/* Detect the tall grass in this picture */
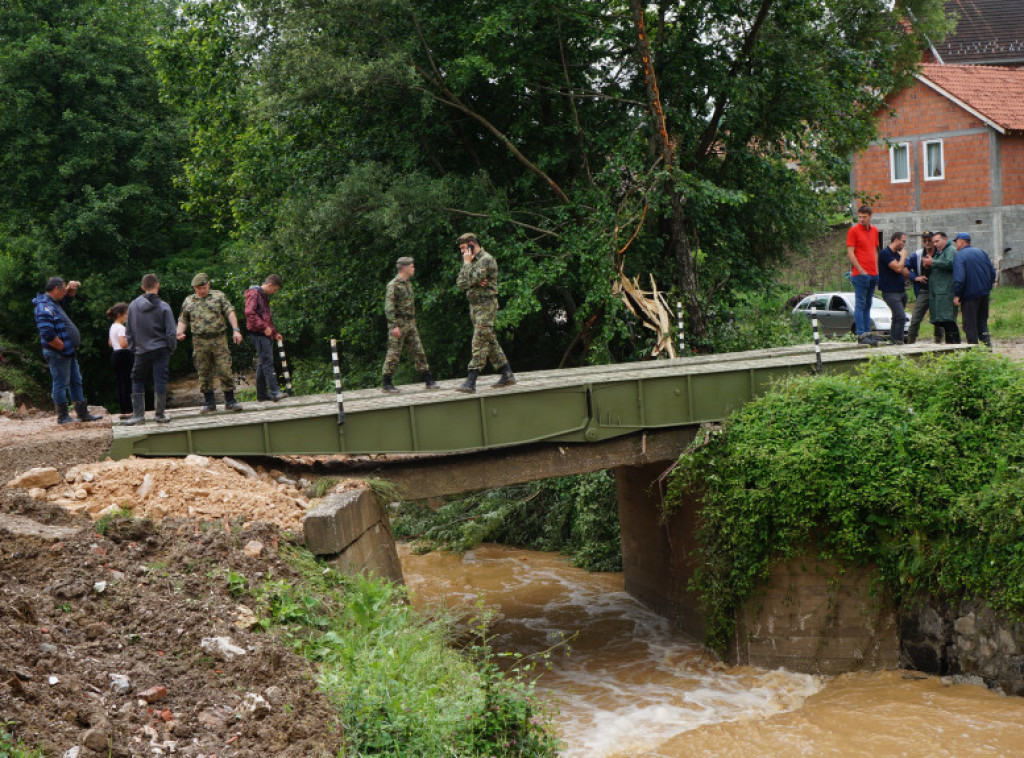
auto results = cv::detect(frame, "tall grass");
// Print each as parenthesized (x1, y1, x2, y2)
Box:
(989, 286, 1024, 339)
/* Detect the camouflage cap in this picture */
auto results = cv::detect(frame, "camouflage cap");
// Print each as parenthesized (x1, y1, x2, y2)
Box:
(396, 256, 414, 268)
(456, 232, 478, 247)
(191, 272, 210, 287)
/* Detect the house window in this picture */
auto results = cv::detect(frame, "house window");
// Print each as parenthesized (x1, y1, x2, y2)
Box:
(890, 143, 910, 183)
(923, 139, 944, 180)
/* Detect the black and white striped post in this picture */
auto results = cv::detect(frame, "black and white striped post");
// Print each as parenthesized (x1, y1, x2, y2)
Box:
(276, 338, 294, 395)
(810, 307, 822, 374)
(330, 339, 345, 425)
(676, 299, 685, 357)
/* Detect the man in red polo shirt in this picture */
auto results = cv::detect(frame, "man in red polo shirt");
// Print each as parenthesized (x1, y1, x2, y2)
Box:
(846, 205, 881, 345)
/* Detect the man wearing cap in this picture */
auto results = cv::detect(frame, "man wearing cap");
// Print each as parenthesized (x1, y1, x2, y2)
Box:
(905, 231, 943, 344)
(454, 233, 515, 393)
(381, 257, 438, 393)
(32, 276, 104, 424)
(952, 232, 996, 346)
(926, 232, 960, 344)
(177, 273, 244, 413)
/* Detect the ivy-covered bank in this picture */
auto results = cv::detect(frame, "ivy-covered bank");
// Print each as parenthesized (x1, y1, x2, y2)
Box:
(668, 350, 1024, 653)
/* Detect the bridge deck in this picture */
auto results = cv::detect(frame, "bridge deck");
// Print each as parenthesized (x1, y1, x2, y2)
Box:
(107, 342, 966, 459)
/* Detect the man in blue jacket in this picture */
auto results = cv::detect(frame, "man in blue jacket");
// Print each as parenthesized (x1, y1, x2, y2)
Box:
(32, 277, 104, 425)
(952, 232, 997, 346)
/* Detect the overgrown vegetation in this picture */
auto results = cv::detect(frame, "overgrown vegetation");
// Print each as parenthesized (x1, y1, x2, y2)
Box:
(668, 350, 1024, 653)
(247, 546, 562, 756)
(392, 472, 621, 573)
(0, 724, 44, 758)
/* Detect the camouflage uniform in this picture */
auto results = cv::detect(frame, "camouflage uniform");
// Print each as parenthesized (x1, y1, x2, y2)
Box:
(179, 290, 236, 393)
(456, 247, 508, 371)
(382, 275, 430, 375)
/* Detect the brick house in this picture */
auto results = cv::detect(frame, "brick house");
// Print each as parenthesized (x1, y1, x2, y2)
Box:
(850, 0, 1024, 278)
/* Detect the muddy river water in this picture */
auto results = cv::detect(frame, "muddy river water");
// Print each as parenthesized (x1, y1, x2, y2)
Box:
(400, 544, 1024, 757)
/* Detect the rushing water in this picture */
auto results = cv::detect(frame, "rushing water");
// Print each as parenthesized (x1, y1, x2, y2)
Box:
(399, 544, 1024, 757)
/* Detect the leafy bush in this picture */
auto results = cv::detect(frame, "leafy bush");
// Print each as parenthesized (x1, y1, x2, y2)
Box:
(667, 350, 1024, 652)
(0, 723, 44, 758)
(252, 547, 561, 756)
(391, 471, 621, 572)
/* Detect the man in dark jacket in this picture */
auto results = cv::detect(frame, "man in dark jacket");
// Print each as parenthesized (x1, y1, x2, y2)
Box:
(32, 276, 103, 424)
(124, 273, 178, 424)
(926, 231, 960, 344)
(952, 233, 997, 346)
(244, 274, 286, 402)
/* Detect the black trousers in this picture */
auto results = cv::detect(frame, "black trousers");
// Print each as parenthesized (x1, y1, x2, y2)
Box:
(960, 296, 991, 346)
(111, 349, 134, 413)
(250, 334, 280, 399)
(131, 348, 170, 395)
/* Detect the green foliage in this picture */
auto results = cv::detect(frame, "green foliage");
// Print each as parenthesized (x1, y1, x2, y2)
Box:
(392, 472, 621, 572)
(706, 288, 811, 354)
(253, 545, 561, 756)
(988, 285, 1024, 340)
(667, 350, 1024, 652)
(0, 338, 50, 406)
(0, 723, 44, 758)
(93, 507, 135, 536)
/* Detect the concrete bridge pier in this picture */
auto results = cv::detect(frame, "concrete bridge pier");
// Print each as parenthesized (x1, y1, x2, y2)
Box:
(614, 460, 705, 641)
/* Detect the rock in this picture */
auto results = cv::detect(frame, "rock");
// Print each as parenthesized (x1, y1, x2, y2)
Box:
(235, 692, 271, 720)
(277, 476, 297, 486)
(49, 675, 60, 685)
(92, 504, 120, 519)
(243, 540, 264, 558)
(74, 489, 88, 500)
(184, 455, 211, 467)
(222, 457, 257, 479)
(80, 472, 95, 483)
(955, 612, 977, 637)
(233, 605, 259, 631)
(200, 636, 246, 661)
(93, 581, 107, 594)
(82, 727, 110, 752)
(109, 674, 131, 695)
(135, 473, 155, 499)
(138, 685, 167, 703)
(264, 685, 283, 703)
(8, 467, 62, 489)
(27, 487, 48, 499)
(61, 747, 81, 758)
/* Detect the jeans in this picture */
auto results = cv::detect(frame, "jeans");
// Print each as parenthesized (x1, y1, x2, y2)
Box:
(851, 274, 878, 336)
(44, 349, 85, 405)
(250, 334, 281, 399)
(881, 290, 907, 343)
(960, 296, 991, 346)
(131, 348, 170, 395)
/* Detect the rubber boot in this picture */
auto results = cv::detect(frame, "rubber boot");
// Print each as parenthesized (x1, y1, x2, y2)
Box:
(122, 393, 147, 426)
(155, 393, 170, 424)
(455, 370, 478, 394)
(492, 364, 516, 388)
(74, 400, 103, 422)
(382, 375, 399, 394)
(200, 391, 217, 415)
(54, 402, 74, 425)
(422, 371, 440, 390)
(223, 391, 242, 412)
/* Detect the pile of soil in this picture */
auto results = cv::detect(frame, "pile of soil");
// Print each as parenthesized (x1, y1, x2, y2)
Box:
(0, 414, 344, 757)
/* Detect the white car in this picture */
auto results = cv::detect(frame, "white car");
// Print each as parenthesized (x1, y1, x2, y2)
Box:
(792, 292, 907, 337)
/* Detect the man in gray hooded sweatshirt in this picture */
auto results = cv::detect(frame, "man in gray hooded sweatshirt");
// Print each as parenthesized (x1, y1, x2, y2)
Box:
(124, 273, 178, 424)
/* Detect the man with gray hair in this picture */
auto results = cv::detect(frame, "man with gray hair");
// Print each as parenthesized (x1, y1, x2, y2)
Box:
(381, 256, 438, 393)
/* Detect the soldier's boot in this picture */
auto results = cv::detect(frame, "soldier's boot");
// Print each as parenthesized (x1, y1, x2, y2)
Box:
(54, 402, 74, 425)
(422, 371, 440, 390)
(492, 365, 516, 388)
(224, 391, 243, 412)
(200, 391, 217, 415)
(74, 400, 103, 422)
(122, 393, 147, 426)
(381, 375, 399, 394)
(455, 370, 478, 394)
(155, 394, 170, 424)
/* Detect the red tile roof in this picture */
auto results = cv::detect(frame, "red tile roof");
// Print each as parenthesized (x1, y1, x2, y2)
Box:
(932, 0, 1024, 66)
(918, 63, 1024, 132)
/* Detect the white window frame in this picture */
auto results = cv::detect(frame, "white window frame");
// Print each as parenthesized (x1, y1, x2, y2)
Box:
(923, 139, 944, 181)
(889, 142, 911, 184)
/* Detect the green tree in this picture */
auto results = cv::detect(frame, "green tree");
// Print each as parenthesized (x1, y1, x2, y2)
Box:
(0, 0, 190, 392)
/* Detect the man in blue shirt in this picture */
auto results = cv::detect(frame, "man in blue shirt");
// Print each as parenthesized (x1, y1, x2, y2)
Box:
(877, 231, 909, 344)
(952, 232, 997, 346)
(32, 277, 104, 425)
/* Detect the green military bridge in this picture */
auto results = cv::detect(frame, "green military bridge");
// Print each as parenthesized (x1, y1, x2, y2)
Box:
(108, 341, 965, 673)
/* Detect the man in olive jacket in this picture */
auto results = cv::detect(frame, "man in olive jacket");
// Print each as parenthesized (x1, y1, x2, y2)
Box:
(926, 231, 961, 344)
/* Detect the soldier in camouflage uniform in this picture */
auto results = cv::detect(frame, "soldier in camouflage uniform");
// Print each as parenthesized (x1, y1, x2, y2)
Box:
(382, 257, 439, 393)
(455, 233, 515, 393)
(176, 272, 244, 414)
